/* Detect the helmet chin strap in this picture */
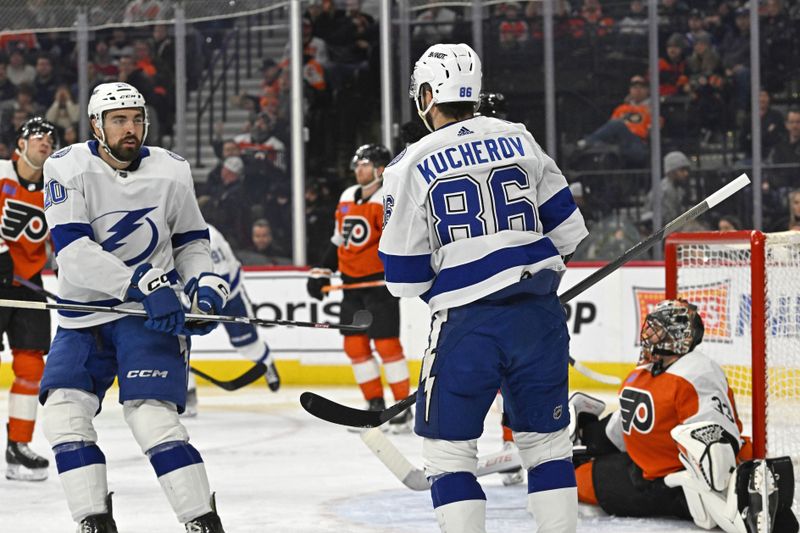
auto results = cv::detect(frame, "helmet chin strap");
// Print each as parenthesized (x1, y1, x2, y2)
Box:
(93, 113, 148, 166)
(415, 93, 436, 133)
(360, 168, 383, 191)
(16, 140, 43, 170)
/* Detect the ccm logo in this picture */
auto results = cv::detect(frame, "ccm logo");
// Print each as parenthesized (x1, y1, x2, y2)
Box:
(127, 369, 169, 378)
(146, 274, 170, 292)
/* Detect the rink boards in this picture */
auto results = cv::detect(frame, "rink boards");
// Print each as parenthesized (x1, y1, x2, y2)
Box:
(1, 262, 771, 389)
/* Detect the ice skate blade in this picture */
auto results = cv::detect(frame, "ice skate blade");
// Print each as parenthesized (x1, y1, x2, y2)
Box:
(5, 463, 48, 481)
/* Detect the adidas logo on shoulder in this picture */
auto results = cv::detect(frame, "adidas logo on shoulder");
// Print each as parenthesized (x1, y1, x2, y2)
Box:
(457, 126, 474, 136)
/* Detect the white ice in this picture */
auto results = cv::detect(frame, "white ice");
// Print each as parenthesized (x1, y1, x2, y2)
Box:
(0, 386, 703, 532)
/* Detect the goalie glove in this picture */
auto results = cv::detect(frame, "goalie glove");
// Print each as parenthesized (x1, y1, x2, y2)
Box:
(182, 272, 230, 336)
(567, 392, 606, 446)
(306, 268, 332, 301)
(127, 263, 185, 335)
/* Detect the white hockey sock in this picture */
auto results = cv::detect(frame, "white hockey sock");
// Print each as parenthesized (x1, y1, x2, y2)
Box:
(431, 472, 487, 533)
(147, 441, 212, 523)
(52, 441, 109, 522)
(526, 459, 578, 533)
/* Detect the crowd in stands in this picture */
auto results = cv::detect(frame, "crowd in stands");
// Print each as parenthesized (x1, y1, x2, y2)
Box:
(2, 0, 800, 265)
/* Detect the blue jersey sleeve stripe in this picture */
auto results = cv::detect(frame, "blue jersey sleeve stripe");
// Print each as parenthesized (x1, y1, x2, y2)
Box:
(172, 228, 210, 249)
(51, 223, 95, 255)
(378, 251, 435, 284)
(426, 239, 560, 299)
(539, 187, 578, 235)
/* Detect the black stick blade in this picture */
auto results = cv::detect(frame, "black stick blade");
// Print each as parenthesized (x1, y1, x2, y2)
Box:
(300, 391, 416, 428)
(190, 363, 267, 391)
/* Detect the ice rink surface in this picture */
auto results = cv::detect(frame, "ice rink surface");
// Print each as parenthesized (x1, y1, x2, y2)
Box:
(0, 386, 703, 532)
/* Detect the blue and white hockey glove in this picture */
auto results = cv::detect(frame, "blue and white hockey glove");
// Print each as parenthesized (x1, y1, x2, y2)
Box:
(182, 273, 230, 336)
(127, 263, 185, 335)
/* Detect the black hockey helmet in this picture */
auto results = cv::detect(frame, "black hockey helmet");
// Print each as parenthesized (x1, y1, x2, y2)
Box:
(639, 299, 704, 374)
(350, 143, 392, 170)
(477, 91, 507, 119)
(17, 116, 59, 148)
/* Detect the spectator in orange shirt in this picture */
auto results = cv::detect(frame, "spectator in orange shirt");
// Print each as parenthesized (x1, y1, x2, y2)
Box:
(576, 74, 651, 167)
(498, 2, 530, 49)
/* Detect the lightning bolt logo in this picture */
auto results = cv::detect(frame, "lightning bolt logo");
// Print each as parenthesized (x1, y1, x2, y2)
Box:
(97, 207, 159, 266)
(421, 309, 448, 423)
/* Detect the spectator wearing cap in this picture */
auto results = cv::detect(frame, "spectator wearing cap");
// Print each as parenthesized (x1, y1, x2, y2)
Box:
(207, 156, 252, 249)
(649, 151, 692, 225)
(685, 30, 725, 136)
(659, 33, 689, 97)
(575, 75, 651, 167)
(685, 9, 707, 49)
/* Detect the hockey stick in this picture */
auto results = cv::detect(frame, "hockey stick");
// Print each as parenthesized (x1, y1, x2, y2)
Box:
(300, 174, 751, 428)
(189, 362, 267, 391)
(321, 280, 386, 293)
(361, 427, 588, 491)
(0, 299, 373, 332)
(13, 275, 272, 390)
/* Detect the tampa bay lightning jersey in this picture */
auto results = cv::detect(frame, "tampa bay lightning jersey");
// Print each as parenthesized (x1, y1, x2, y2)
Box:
(208, 224, 243, 298)
(379, 116, 588, 313)
(43, 140, 212, 328)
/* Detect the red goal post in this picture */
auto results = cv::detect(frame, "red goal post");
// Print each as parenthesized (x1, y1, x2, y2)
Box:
(665, 230, 800, 469)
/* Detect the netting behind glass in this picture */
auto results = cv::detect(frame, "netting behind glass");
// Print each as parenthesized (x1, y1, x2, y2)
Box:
(673, 232, 800, 510)
(0, 0, 285, 32)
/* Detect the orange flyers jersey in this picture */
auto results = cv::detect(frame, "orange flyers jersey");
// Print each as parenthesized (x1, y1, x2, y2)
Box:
(332, 183, 385, 279)
(608, 351, 744, 480)
(0, 160, 48, 280)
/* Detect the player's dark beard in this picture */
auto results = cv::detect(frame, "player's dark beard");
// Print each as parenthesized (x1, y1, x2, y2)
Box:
(108, 135, 142, 161)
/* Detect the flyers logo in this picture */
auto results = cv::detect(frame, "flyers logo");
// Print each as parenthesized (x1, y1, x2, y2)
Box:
(0, 199, 47, 242)
(633, 281, 731, 343)
(342, 216, 370, 247)
(619, 387, 654, 435)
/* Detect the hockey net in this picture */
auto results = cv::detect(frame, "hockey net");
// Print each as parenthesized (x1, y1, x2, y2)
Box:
(665, 230, 800, 509)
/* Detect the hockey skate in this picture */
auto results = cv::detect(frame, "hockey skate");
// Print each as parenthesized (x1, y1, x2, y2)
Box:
(182, 388, 198, 418)
(265, 361, 281, 392)
(185, 493, 225, 533)
(348, 398, 386, 433)
(77, 493, 118, 533)
(499, 441, 524, 486)
(6, 424, 49, 481)
(388, 406, 413, 434)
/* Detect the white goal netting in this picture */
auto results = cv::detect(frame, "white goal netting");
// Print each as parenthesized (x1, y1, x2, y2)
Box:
(669, 231, 800, 510)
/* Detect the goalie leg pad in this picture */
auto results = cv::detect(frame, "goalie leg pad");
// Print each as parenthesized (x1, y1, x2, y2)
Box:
(671, 421, 739, 493)
(736, 458, 798, 533)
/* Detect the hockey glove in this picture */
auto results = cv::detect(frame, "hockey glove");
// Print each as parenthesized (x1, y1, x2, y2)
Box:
(182, 273, 230, 336)
(0, 248, 13, 287)
(306, 268, 332, 301)
(127, 263, 185, 335)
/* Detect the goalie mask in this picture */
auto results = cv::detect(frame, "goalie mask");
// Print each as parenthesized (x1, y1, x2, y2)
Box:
(639, 299, 704, 375)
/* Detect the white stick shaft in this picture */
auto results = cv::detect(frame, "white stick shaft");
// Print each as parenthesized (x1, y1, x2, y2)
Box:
(705, 173, 750, 208)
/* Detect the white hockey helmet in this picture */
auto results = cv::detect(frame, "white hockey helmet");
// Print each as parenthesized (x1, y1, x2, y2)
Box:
(88, 82, 149, 149)
(409, 43, 482, 131)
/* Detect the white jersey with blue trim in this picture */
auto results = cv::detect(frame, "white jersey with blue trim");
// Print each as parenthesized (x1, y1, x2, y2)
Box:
(379, 115, 588, 313)
(43, 140, 212, 328)
(208, 224, 243, 298)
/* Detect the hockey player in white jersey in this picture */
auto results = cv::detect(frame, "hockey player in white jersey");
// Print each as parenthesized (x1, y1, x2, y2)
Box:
(184, 223, 280, 416)
(38, 82, 229, 532)
(379, 44, 588, 533)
